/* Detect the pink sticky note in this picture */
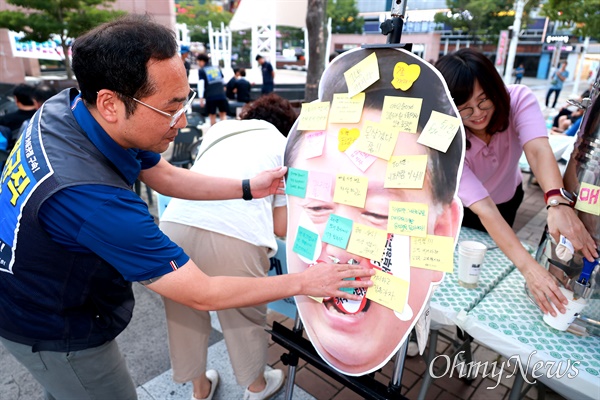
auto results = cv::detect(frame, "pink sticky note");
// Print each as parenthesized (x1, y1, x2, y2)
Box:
(306, 171, 334, 202)
(345, 141, 377, 172)
(304, 131, 327, 159)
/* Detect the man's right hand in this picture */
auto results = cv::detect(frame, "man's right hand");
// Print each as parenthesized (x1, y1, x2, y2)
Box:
(299, 262, 374, 300)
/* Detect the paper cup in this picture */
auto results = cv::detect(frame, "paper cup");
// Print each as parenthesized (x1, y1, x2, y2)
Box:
(543, 287, 588, 331)
(457, 241, 487, 289)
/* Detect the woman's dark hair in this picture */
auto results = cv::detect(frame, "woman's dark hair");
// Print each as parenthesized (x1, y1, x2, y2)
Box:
(285, 47, 464, 205)
(240, 93, 297, 137)
(71, 14, 178, 116)
(435, 48, 510, 139)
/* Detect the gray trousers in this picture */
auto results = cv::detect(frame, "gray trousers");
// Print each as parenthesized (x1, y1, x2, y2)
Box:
(0, 337, 137, 400)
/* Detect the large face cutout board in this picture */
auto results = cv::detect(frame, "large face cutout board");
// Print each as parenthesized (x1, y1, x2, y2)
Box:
(284, 47, 466, 376)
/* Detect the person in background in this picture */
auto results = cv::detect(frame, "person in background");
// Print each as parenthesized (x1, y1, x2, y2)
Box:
(32, 84, 58, 108)
(226, 68, 240, 100)
(197, 53, 229, 126)
(181, 45, 191, 78)
(0, 83, 36, 150)
(435, 49, 597, 317)
(255, 55, 274, 95)
(0, 15, 373, 400)
(235, 68, 252, 103)
(514, 63, 525, 84)
(546, 61, 569, 109)
(160, 93, 297, 400)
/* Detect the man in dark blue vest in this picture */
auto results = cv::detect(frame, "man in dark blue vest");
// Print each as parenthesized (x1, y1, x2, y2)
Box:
(0, 15, 372, 400)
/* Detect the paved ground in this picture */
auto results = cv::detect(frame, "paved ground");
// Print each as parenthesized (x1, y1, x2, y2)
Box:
(0, 76, 583, 400)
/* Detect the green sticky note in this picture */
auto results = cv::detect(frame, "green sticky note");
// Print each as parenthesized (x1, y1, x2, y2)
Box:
(293, 226, 319, 260)
(340, 277, 355, 294)
(286, 167, 309, 198)
(322, 214, 353, 249)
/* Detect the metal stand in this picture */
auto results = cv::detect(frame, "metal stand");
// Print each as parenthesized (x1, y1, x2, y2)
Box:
(268, 315, 407, 400)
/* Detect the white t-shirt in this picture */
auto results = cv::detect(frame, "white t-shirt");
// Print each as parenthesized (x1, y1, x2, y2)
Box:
(161, 119, 287, 257)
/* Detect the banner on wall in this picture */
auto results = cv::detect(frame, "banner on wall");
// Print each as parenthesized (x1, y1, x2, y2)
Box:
(8, 31, 72, 61)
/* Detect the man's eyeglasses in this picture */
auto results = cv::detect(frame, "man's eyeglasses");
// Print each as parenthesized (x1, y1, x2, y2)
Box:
(458, 98, 493, 120)
(125, 90, 196, 128)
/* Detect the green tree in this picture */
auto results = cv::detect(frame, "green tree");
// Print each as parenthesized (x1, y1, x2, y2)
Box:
(540, 0, 600, 39)
(0, 0, 125, 79)
(434, 0, 536, 44)
(327, 0, 363, 34)
(176, 1, 233, 44)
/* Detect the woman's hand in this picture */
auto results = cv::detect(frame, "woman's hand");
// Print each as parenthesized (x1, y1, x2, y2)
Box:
(299, 262, 375, 300)
(521, 262, 567, 316)
(249, 166, 288, 198)
(547, 205, 598, 261)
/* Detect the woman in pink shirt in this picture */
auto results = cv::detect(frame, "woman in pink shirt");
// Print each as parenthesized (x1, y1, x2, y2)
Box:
(435, 49, 597, 316)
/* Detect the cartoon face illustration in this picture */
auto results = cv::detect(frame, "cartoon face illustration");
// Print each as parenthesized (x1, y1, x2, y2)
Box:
(284, 47, 464, 375)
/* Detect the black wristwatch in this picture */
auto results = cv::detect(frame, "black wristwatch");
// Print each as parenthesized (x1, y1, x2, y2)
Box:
(242, 179, 253, 201)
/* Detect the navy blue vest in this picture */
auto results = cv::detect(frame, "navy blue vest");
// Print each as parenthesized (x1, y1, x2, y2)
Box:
(0, 89, 135, 352)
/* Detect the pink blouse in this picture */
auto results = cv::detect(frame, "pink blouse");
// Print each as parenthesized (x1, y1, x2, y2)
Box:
(458, 85, 548, 207)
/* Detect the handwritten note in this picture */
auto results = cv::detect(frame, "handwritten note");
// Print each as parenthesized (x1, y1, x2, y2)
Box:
(366, 270, 409, 313)
(323, 214, 353, 249)
(410, 235, 455, 272)
(329, 93, 366, 123)
(333, 174, 368, 208)
(391, 62, 421, 91)
(304, 130, 327, 159)
(285, 168, 308, 198)
(344, 52, 380, 98)
(338, 127, 360, 152)
(575, 182, 600, 215)
(346, 223, 388, 260)
(381, 96, 422, 134)
(298, 102, 330, 131)
(345, 141, 377, 172)
(354, 120, 398, 160)
(323, 214, 352, 249)
(388, 202, 428, 238)
(384, 155, 427, 188)
(305, 171, 334, 202)
(417, 111, 461, 153)
(293, 226, 319, 261)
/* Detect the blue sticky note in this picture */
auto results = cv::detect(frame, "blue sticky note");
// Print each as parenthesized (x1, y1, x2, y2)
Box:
(293, 226, 318, 260)
(286, 168, 309, 198)
(322, 214, 353, 249)
(340, 277, 356, 294)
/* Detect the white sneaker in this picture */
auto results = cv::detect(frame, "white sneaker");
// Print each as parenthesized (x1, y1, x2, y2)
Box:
(243, 369, 285, 400)
(192, 369, 219, 400)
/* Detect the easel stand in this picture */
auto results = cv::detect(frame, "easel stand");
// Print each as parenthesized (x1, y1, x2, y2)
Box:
(268, 314, 409, 400)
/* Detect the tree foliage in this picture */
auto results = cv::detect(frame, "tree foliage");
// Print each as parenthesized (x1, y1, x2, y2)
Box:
(176, 1, 233, 44)
(0, 0, 126, 79)
(540, 0, 600, 40)
(327, 0, 363, 34)
(433, 0, 536, 44)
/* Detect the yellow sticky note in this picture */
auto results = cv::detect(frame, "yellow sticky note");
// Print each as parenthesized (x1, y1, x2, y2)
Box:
(333, 174, 368, 208)
(338, 127, 360, 152)
(410, 235, 455, 273)
(354, 120, 399, 160)
(417, 111, 461, 153)
(309, 296, 324, 303)
(298, 102, 330, 131)
(391, 62, 421, 91)
(344, 52, 380, 98)
(388, 202, 428, 238)
(346, 223, 388, 260)
(366, 270, 409, 313)
(329, 93, 366, 124)
(384, 155, 427, 189)
(381, 96, 423, 134)
(575, 182, 600, 215)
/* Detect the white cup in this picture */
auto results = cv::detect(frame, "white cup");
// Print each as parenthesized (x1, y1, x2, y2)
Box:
(543, 287, 588, 331)
(457, 241, 487, 289)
